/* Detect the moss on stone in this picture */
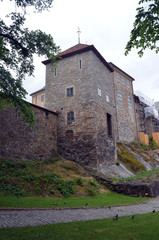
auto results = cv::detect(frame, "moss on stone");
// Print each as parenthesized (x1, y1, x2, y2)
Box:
(117, 143, 146, 174)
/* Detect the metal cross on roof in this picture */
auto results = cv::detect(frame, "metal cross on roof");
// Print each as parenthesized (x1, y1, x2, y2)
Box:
(77, 27, 81, 44)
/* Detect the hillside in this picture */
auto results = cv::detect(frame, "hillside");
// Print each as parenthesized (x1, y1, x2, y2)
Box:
(0, 157, 108, 198)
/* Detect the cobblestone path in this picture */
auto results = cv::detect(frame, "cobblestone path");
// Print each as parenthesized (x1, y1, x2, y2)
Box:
(0, 197, 159, 228)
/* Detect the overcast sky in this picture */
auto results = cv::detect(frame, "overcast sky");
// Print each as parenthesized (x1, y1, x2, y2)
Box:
(1, 0, 159, 103)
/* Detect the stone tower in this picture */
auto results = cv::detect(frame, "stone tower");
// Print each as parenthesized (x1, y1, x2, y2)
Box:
(42, 44, 116, 170)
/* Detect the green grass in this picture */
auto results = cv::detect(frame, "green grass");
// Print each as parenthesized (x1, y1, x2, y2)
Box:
(0, 192, 149, 209)
(0, 212, 159, 240)
(112, 169, 159, 182)
(0, 158, 103, 197)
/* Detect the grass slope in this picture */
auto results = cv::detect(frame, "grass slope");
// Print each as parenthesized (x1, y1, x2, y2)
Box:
(0, 158, 107, 198)
(0, 212, 159, 240)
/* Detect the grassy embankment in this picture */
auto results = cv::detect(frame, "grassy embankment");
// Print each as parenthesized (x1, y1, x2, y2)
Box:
(0, 157, 149, 208)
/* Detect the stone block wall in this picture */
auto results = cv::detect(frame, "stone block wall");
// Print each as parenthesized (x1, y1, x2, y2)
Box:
(110, 64, 138, 142)
(44, 49, 116, 169)
(0, 104, 58, 161)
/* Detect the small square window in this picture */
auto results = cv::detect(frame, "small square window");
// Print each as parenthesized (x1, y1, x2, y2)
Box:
(106, 94, 110, 102)
(117, 73, 120, 83)
(98, 88, 102, 97)
(67, 111, 74, 122)
(41, 95, 45, 102)
(67, 87, 74, 97)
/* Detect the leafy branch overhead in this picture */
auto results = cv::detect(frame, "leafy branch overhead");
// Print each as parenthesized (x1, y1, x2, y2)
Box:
(125, 0, 159, 57)
(0, 0, 60, 126)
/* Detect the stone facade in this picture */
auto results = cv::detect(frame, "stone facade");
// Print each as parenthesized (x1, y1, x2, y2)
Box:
(43, 46, 116, 169)
(109, 63, 138, 142)
(0, 104, 58, 161)
(31, 43, 139, 169)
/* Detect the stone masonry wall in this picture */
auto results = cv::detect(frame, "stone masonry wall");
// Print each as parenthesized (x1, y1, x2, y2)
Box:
(112, 69, 137, 142)
(0, 104, 58, 161)
(44, 50, 116, 169)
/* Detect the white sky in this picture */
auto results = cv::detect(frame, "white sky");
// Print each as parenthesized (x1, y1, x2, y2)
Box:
(1, 0, 159, 102)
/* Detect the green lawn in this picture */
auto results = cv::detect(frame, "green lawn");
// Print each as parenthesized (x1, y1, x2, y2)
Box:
(0, 192, 149, 208)
(0, 212, 158, 240)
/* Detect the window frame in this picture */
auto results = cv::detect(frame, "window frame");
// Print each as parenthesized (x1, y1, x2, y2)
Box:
(117, 73, 120, 83)
(98, 87, 102, 97)
(128, 96, 132, 109)
(41, 94, 45, 102)
(67, 111, 75, 123)
(118, 91, 122, 105)
(67, 87, 74, 97)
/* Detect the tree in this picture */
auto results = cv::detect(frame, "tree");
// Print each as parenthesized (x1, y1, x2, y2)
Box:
(0, 0, 60, 125)
(125, 0, 159, 57)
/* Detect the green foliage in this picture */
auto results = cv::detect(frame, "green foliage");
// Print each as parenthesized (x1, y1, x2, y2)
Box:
(75, 177, 84, 186)
(117, 143, 146, 173)
(141, 143, 149, 151)
(0, 0, 60, 125)
(0, 158, 101, 198)
(125, 0, 159, 57)
(149, 137, 159, 150)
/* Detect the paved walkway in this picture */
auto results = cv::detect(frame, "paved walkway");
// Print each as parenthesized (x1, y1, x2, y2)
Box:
(0, 197, 159, 228)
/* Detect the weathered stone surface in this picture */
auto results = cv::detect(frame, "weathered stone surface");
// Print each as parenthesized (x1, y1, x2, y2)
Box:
(0, 105, 58, 161)
(44, 50, 116, 169)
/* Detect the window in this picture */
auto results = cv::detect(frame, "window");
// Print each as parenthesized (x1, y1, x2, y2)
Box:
(127, 80, 130, 88)
(107, 113, 112, 137)
(67, 111, 74, 122)
(98, 87, 102, 97)
(118, 91, 122, 105)
(67, 87, 74, 97)
(117, 73, 120, 83)
(122, 77, 125, 86)
(128, 96, 132, 109)
(41, 95, 45, 102)
(66, 130, 74, 137)
(106, 94, 110, 102)
(79, 59, 82, 69)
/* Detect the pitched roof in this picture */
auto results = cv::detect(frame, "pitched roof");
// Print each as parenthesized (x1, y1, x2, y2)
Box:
(109, 62, 134, 81)
(42, 44, 113, 72)
(30, 86, 45, 96)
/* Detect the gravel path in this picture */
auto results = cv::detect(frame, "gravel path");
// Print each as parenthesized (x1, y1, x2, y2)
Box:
(0, 197, 159, 228)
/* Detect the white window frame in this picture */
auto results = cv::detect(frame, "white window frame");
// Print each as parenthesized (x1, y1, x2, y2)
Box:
(98, 87, 102, 97)
(106, 94, 110, 102)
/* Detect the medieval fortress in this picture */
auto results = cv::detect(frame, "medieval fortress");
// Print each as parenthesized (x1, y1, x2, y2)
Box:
(0, 43, 159, 170)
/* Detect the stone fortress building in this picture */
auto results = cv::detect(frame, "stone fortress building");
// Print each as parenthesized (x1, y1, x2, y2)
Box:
(31, 43, 145, 170)
(0, 43, 158, 170)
